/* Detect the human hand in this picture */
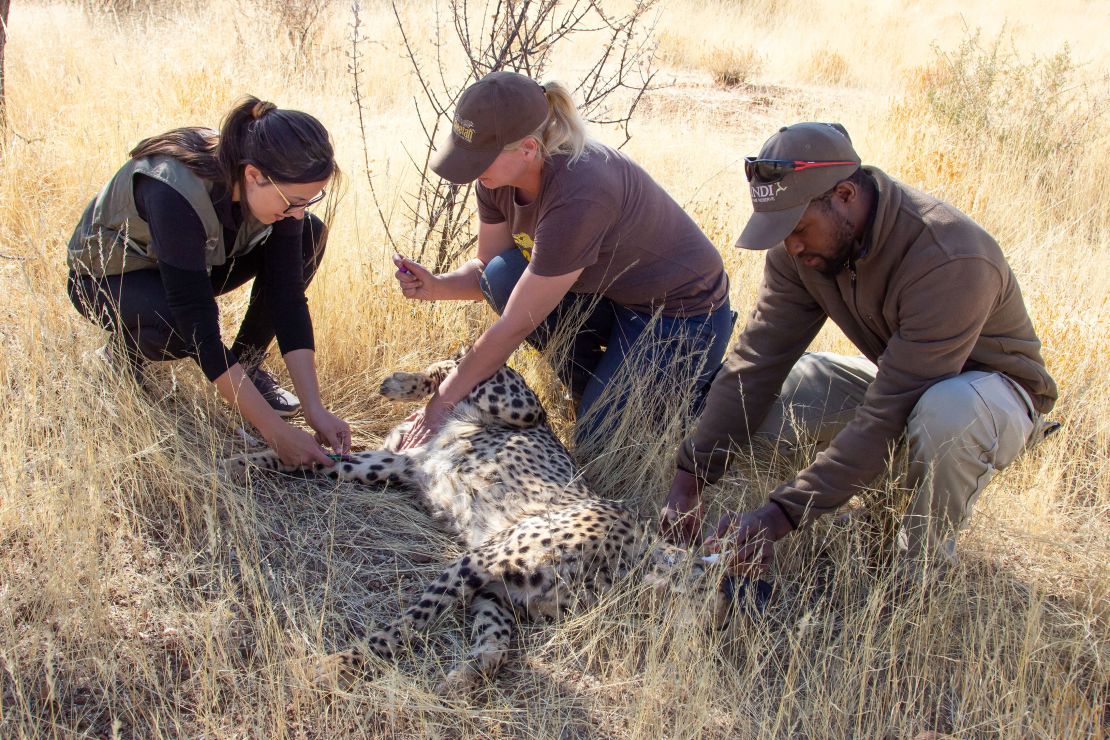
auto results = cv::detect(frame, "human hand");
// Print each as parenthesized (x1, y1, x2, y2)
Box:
(305, 406, 352, 454)
(393, 254, 439, 301)
(703, 503, 792, 578)
(264, 420, 335, 468)
(659, 469, 705, 547)
(397, 394, 453, 451)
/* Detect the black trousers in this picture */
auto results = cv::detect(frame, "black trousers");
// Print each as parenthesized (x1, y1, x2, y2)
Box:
(68, 214, 326, 364)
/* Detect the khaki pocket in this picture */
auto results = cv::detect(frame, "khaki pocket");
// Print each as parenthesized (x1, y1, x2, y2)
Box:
(968, 373, 1035, 470)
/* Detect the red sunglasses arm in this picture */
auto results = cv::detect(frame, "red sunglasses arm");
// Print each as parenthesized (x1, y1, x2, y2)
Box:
(792, 160, 859, 171)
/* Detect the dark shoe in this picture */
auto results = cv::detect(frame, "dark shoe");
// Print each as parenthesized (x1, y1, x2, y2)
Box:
(245, 361, 300, 417)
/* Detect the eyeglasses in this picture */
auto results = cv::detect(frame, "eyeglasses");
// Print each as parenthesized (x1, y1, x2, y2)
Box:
(743, 157, 858, 183)
(268, 178, 327, 214)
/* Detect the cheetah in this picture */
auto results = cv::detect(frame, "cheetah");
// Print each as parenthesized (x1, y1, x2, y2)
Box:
(223, 352, 734, 691)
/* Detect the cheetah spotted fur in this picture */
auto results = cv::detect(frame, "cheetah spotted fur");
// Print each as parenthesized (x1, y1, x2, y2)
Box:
(223, 352, 727, 692)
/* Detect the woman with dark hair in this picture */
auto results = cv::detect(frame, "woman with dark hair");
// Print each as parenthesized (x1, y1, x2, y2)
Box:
(392, 72, 732, 451)
(67, 96, 349, 468)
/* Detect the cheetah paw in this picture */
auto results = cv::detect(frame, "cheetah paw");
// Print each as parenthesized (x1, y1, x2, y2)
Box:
(379, 373, 431, 400)
(219, 455, 251, 481)
(436, 663, 485, 695)
(309, 649, 381, 689)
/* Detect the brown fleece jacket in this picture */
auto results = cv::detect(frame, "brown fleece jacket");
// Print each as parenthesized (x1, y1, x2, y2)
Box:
(676, 167, 1057, 528)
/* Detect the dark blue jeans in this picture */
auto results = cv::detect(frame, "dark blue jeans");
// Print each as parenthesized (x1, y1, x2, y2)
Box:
(480, 248, 734, 446)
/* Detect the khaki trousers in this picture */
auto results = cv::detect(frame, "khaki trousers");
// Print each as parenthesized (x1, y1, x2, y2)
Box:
(756, 352, 1040, 567)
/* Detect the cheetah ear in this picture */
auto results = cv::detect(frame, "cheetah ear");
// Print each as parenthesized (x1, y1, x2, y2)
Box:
(452, 345, 472, 361)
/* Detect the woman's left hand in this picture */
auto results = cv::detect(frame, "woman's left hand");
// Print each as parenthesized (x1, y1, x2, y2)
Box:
(399, 394, 453, 451)
(305, 406, 352, 454)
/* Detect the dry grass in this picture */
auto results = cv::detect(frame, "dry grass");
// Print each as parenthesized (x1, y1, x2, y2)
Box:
(800, 48, 850, 86)
(1, 0, 1107, 737)
(704, 46, 764, 88)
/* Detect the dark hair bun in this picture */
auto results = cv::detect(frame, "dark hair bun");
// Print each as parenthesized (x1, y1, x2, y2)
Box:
(251, 100, 277, 120)
(218, 95, 335, 185)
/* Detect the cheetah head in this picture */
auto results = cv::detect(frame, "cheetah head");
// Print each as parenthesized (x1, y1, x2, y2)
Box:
(643, 544, 734, 629)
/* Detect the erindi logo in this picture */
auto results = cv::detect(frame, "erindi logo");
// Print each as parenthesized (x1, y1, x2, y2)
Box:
(750, 181, 787, 204)
(453, 116, 476, 143)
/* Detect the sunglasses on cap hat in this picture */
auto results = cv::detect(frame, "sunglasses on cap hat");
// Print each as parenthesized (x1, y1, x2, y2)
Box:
(744, 157, 859, 183)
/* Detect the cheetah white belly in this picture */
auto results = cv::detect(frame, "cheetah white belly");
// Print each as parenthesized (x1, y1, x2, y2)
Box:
(416, 420, 589, 548)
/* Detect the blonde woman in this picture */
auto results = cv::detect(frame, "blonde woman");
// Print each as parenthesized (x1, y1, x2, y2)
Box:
(393, 71, 732, 450)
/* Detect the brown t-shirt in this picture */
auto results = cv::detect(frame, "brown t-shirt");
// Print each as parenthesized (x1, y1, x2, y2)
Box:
(476, 145, 728, 316)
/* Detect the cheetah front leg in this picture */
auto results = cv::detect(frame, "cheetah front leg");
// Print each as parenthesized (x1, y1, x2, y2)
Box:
(438, 587, 517, 693)
(467, 365, 547, 428)
(222, 449, 416, 486)
(379, 359, 458, 401)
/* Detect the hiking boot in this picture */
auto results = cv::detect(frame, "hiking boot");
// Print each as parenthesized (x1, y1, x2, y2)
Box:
(244, 360, 300, 417)
(86, 335, 148, 386)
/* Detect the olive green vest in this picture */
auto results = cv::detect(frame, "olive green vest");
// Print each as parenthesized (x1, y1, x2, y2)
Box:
(67, 155, 273, 277)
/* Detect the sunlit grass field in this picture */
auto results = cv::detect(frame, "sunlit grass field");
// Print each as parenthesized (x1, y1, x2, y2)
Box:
(1, 0, 1107, 736)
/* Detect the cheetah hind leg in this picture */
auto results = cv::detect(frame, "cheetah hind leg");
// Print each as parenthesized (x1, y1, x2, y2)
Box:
(371, 552, 492, 657)
(467, 365, 547, 429)
(438, 588, 517, 694)
(221, 449, 416, 487)
(315, 552, 494, 683)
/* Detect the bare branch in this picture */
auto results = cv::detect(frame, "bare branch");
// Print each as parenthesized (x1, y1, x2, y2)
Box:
(348, 1, 396, 248)
(350, 0, 660, 271)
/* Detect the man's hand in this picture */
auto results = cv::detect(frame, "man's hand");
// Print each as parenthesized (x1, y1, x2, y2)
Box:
(659, 469, 705, 547)
(703, 503, 793, 577)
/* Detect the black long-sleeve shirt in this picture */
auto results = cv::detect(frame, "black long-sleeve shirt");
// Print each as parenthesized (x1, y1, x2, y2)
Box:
(133, 175, 314, 380)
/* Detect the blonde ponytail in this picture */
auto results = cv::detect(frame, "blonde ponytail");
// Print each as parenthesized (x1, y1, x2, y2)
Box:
(506, 80, 601, 166)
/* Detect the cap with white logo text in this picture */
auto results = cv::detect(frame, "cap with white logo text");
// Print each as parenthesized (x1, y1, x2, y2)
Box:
(736, 122, 861, 250)
(431, 72, 550, 185)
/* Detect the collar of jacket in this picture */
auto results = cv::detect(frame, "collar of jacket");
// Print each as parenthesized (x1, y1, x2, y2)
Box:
(854, 166, 901, 266)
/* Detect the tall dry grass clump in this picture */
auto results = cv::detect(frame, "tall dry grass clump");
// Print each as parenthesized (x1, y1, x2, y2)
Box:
(801, 47, 850, 86)
(703, 47, 765, 88)
(1, 0, 1107, 737)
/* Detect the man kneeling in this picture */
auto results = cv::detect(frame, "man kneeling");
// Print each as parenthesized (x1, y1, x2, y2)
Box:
(660, 122, 1057, 581)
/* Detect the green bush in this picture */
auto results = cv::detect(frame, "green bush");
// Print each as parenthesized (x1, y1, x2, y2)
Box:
(921, 28, 1103, 166)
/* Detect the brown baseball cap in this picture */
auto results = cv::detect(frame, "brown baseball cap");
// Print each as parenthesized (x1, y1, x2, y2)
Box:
(430, 72, 550, 184)
(736, 122, 861, 250)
